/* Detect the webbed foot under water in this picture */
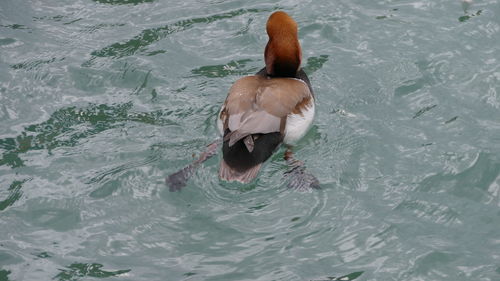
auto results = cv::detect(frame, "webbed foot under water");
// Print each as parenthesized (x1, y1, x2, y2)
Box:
(284, 148, 320, 190)
(166, 141, 219, 192)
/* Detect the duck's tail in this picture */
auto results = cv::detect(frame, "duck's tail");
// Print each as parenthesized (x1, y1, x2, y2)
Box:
(219, 131, 282, 183)
(219, 160, 262, 183)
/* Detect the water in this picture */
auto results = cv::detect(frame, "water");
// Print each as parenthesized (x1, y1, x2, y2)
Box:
(1, 0, 500, 280)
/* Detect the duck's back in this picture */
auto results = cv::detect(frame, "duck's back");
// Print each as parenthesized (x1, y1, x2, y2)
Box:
(218, 70, 313, 183)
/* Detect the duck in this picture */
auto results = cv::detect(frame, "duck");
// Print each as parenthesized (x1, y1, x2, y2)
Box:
(166, 11, 317, 191)
(217, 11, 315, 184)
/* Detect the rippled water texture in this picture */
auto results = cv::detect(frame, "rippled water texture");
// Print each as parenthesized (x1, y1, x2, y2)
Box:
(1, 0, 500, 280)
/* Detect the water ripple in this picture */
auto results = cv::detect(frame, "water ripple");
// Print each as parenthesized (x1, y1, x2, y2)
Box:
(2, 0, 500, 280)
(92, 0, 154, 5)
(0, 103, 176, 168)
(90, 7, 272, 59)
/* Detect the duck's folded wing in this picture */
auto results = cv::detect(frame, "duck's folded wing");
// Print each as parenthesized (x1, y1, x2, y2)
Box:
(225, 110, 281, 147)
(221, 75, 312, 148)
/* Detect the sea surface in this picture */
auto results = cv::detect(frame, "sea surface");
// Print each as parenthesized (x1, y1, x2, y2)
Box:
(1, 0, 500, 280)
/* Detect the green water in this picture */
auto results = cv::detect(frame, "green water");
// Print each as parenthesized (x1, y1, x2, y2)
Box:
(1, 0, 500, 280)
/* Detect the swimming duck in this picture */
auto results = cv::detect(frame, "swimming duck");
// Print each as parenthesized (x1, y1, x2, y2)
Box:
(167, 11, 318, 191)
(217, 11, 315, 183)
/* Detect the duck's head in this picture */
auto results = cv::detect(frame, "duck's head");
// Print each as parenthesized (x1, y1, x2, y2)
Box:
(264, 11, 302, 77)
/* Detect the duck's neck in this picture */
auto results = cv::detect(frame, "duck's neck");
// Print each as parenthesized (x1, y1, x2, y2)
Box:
(264, 37, 301, 78)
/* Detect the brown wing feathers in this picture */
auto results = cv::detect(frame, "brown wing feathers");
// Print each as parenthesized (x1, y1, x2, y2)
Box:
(221, 75, 310, 143)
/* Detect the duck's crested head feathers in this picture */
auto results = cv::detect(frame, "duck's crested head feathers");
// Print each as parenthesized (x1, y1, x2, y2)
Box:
(265, 11, 302, 77)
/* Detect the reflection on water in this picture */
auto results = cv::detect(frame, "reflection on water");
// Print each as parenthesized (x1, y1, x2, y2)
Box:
(0, 179, 29, 211)
(0, 270, 11, 281)
(459, 9, 483, 22)
(55, 263, 130, 280)
(312, 271, 363, 281)
(0, 102, 176, 168)
(303, 55, 329, 75)
(90, 7, 271, 59)
(191, 59, 256, 78)
(92, 0, 154, 5)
